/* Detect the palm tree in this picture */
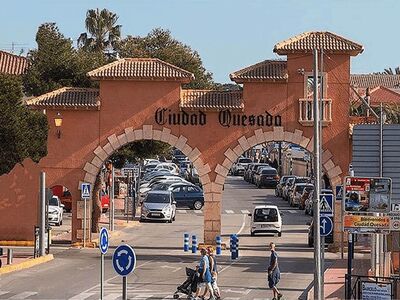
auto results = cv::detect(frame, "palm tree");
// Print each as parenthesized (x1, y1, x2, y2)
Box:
(78, 8, 121, 53)
(383, 67, 400, 75)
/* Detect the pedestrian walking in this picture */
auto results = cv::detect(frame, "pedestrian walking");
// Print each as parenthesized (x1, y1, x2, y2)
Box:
(199, 247, 221, 299)
(194, 248, 216, 300)
(267, 242, 283, 300)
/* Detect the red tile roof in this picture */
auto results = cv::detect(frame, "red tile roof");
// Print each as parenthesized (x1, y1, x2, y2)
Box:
(230, 60, 288, 83)
(365, 86, 400, 106)
(180, 89, 244, 110)
(26, 87, 100, 110)
(350, 74, 400, 89)
(87, 58, 195, 82)
(274, 31, 363, 56)
(0, 50, 28, 75)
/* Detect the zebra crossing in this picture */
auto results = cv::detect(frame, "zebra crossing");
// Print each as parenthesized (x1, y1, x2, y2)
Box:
(176, 209, 298, 215)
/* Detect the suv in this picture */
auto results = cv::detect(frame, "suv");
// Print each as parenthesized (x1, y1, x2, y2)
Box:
(250, 163, 270, 184)
(275, 175, 295, 197)
(140, 191, 176, 223)
(231, 157, 253, 176)
(290, 183, 314, 207)
(254, 167, 279, 188)
(284, 177, 310, 201)
(249, 205, 282, 237)
(48, 196, 64, 226)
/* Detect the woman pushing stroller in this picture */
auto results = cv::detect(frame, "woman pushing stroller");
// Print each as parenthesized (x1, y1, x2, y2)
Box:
(194, 247, 221, 300)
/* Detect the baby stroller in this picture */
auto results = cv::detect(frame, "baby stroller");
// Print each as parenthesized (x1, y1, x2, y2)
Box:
(173, 267, 199, 299)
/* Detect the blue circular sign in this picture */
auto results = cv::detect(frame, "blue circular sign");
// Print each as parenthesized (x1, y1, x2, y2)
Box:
(112, 244, 136, 276)
(99, 227, 109, 254)
(320, 216, 333, 236)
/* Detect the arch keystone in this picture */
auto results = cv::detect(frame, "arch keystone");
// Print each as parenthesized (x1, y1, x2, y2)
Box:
(117, 133, 128, 146)
(134, 129, 143, 140)
(142, 125, 153, 139)
(125, 127, 135, 142)
(255, 129, 265, 144)
(292, 129, 303, 145)
(247, 135, 257, 148)
(273, 126, 284, 141)
(107, 134, 121, 150)
(284, 131, 294, 143)
(264, 131, 273, 142)
(152, 129, 162, 141)
(160, 128, 171, 143)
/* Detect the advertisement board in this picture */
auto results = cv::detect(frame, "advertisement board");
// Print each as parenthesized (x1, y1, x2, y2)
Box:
(344, 177, 391, 213)
(361, 281, 392, 300)
(344, 215, 390, 232)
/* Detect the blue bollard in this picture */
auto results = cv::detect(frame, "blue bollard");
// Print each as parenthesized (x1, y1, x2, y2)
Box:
(191, 235, 197, 253)
(235, 235, 239, 259)
(230, 234, 236, 260)
(184, 233, 189, 252)
(216, 236, 222, 256)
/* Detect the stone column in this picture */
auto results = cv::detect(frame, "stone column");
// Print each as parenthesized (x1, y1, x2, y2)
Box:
(203, 185, 223, 244)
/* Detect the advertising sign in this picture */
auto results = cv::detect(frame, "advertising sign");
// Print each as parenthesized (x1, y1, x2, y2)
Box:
(344, 215, 390, 232)
(344, 177, 391, 213)
(361, 281, 392, 300)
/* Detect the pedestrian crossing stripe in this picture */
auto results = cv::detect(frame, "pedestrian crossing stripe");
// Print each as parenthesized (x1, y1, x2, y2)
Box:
(9, 292, 38, 299)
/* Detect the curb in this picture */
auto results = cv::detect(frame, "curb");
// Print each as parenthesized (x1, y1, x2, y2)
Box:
(198, 243, 227, 250)
(0, 254, 54, 275)
(0, 241, 34, 247)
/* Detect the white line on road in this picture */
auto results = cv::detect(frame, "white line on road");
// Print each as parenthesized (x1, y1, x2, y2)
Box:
(9, 292, 37, 299)
(68, 292, 96, 300)
(288, 210, 297, 214)
(193, 210, 202, 214)
(177, 210, 187, 214)
(236, 213, 246, 236)
(225, 210, 234, 214)
(103, 293, 120, 300)
(0, 291, 9, 297)
(241, 209, 250, 214)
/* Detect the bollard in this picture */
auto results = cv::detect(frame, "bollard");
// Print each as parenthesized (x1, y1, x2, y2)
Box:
(235, 235, 239, 259)
(216, 236, 222, 256)
(7, 249, 13, 265)
(230, 235, 236, 260)
(184, 233, 190, 252)
(191, 235, 197, 253)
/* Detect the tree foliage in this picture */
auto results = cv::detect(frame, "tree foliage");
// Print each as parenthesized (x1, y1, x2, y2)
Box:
(23, 23, 107, 96)
(383, 67, 400, 75)
(78, 8, 121, 54)
(0, 74, 48, 175)
(116, 28, 214, 89)
(110, 141, 171, 169)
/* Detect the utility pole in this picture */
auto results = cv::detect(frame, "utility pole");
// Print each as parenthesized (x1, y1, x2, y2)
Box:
(313, 48, 322, 300)
(39, 172, 46, 257)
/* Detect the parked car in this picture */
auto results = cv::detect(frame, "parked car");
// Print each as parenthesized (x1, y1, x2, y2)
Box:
(231, 157, 253, 176)
(307, 218, 333, 247)
(284, 176, 310, 201)
(154, 163, 180, 176)
(290, 183, 314, 207)
(275, 175, 295, 197)
(244, 163, 256, 182)
(299, 185, 314, 210)
(48, 196, 64, 226)
(185, 166, 201, 186)
(305, 189, 334, 215)
(250, 163, 270, 184)
(254, 167, 280, 188)
(51, 185, 72, 212)
(140, 191, 176, 223)
(170, 183, 204, 210)
(249, 205, 282, 237)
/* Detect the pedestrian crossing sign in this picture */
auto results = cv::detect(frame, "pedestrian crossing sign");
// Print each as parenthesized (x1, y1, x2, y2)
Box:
(320, 194, 334, 216)
(336, 185, 343, 201)
(81, 182, 91, 200)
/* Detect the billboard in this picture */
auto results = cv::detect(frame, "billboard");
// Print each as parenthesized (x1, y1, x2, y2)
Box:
(344, 215, 390, 233)
(344, 177, 392, 213)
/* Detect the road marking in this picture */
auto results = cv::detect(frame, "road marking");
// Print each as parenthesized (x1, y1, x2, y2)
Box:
(289, 210, 297, 214)
(161, 265, 181, 272)
(237, 213, 246, 235)
(193, 210, 202, 214)
(9, 292, 37, 299)
(225, 210, 234, 214)
(223, 288, 251, 295)
(103, 293, 120, 300)
(130, 294, 154, 299)
(241, 209, 250, 214)
(68, 293, 96, 300)
(177, 210, 187, 214)
(0, 291, 9, 297)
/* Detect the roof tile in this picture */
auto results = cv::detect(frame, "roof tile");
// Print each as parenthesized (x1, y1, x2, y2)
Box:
(230, 60, 287, 83)
(180, 90, 243, 111)
(0, 51, 28, 75)
(350, 74, 400, 89)
(26, 87, 99, 109)
(274, 31, 363, 56)
(88, 58, 195, 82)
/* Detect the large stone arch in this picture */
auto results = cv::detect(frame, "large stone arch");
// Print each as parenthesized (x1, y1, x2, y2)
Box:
(81, 124, 211, 188)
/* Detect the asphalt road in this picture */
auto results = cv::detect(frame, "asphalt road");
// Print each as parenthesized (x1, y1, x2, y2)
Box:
(0, 176, 338, 300)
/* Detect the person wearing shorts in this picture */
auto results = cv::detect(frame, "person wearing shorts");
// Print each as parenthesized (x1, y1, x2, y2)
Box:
(268, 242, 283, 300)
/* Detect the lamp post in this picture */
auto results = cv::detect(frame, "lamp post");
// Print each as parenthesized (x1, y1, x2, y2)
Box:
(54, 112, 63, 139)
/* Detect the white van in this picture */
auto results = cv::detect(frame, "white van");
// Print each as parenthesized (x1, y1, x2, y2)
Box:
(249, 205, 282, 236)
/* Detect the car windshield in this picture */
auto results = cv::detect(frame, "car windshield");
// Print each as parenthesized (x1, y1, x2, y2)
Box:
(238, 158, 252, 164)
(295, 178, 309, 184)
(261, 169, 277, 175)
(151, 183, 169, 190)
(254, 208, 279, 222)
(145, 193, 170, 203)
(295, 185, 308, 192)
(49, 197, 59, 206)
(304, 186, 314, 193)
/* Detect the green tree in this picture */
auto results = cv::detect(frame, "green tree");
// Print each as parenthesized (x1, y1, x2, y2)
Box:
(78, 8, 121, 53)
(0, 74, 48, 175)
(383, 67, 400, 75)
(116, 28, 214, 89)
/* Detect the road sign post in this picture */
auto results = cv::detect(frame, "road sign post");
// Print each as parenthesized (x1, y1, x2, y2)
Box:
(113, 244, 136, 300)
(81, 183, 91, 248)
(99, 227, 109, 300)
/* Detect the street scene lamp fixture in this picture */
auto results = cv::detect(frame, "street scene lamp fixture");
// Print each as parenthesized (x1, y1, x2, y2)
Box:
(54, 112, 63, 139)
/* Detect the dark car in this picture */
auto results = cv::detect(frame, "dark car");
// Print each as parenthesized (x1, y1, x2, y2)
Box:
(169, 183, 204, 210)
(307, 218, 333, 247)
(254, 167, 279, 188)
(284, 176, 310, 201)
(250, 163, 270, 184)
(275, 175, 295, 197)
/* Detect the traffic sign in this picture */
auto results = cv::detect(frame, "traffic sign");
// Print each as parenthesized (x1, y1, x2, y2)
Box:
(392, 203, 400, 212)
(99, 227, 109, 254)
(112, 244, 136, 276)
(320, 216, 333, 236)
(320, 194, 334, 216)
(335, 185, 343, 201)
(81, 183, 91, 200)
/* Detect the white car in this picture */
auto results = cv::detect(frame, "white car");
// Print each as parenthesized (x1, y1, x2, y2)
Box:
(231, 157, 253, 176)
(140, 191, 176, 223)
(139, 177, 188, 199)
(154, 163, 180, 175)
(249, 205, 282, 237)
(48, 196, 64, 226)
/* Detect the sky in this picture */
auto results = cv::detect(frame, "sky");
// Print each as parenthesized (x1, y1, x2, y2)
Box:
(0, 0, 399, 83)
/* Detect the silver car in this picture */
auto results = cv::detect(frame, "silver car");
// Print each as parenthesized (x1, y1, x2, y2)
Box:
(140, 191, 176, 223)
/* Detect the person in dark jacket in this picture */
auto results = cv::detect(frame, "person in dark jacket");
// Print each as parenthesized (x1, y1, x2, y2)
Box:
(268, 242, 283, 300)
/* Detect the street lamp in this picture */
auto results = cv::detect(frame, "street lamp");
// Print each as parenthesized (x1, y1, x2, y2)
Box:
(54, 112, 63, 139)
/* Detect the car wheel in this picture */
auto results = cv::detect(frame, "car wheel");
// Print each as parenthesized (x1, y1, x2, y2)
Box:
(168, 218, 173, 223)
(278, 232, 282, 237)
(193, 201, 203, 210)
(60, 220, 63, 226)
(172, 215, 176, 221)
(250, 231, 255, 236)
(308, 238, 313, 247)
